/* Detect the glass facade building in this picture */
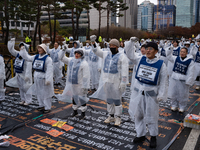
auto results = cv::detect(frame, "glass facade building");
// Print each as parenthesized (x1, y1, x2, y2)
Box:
(137, 1, 154, 32)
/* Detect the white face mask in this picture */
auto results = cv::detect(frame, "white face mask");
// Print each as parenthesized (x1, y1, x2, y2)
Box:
(86, 43, 89, 46)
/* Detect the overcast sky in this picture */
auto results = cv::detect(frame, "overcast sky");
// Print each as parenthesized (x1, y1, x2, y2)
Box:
(138, 0, 157, 4)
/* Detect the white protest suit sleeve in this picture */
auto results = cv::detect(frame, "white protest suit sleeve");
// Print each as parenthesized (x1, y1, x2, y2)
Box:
(156, 63, 168, 101)
(185, 60, 195, 86)
(124, 40, 141, 65)
(45, 57, 54, 85)
(46, 46, 52, 55)
(189, 45, 198, 59)
(59, 50, 70, 65)
(81, 61, 90, 89)
(0, 57, 5, 80)
(19, 48, 35, 62)
(119, 54, 129, 93)
(92, 42, 103, 58)
(7, 39, 19, 57)
(166, 46, 176, 63)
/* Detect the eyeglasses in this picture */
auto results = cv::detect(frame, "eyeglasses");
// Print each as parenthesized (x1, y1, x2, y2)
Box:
(145, 47, 154, 51)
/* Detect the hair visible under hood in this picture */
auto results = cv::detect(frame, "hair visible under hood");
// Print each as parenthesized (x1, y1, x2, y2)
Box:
(74, 48, 85, 59)
(73, 41, 80, 49)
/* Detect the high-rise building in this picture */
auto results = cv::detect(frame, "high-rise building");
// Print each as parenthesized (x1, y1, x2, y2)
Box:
(118, 0, 138, 29)
(159, 0, 176, 5)
(176, 0, 194, 27)
(137, 1, 154, 32)
(194, 0, 200, 24)
(154, 2, 176, 30)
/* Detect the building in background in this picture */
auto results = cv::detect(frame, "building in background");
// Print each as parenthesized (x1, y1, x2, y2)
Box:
(154, 1, 176, 30)
(137, 1, 154, 32)
(118, 0, 138, 29)
(159, 0, 176, 5)
(194, 0, 200, 24)
(176, 0, 194, 28)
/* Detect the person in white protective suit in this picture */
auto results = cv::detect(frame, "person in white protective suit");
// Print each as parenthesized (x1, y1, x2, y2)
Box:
(19, 44, 54, 113)
(46, 42, 64, 86)
(189, 45, 200, 90)
(167, 47, 195, 113)
(126, 38, 167, 148)
(84, 47, 101, 92)
(65, 41, 81, 57)
(57, 48, 90, 119)
(196, 40, 200, 49)
(184, 41, 191, 53)
(6, 39, 32, 105)
(90, 35, 129, 126)
(83, 42, 92, 62)
(0, 55, 5, 100)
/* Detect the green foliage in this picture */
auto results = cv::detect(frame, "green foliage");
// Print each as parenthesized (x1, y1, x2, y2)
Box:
(58, 26, 73, 37)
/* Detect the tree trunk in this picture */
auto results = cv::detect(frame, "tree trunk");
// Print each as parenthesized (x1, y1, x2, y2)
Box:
(106, 2, 110, 41)
(4, 0, 9, 45)
(98, 0, 101, 39)
(53, 14, 56, 44)
(33, 2, 40, 51)
(48, 4, 52, 43)
(38, 21, 42, 44)
(87, 8, 90, 40)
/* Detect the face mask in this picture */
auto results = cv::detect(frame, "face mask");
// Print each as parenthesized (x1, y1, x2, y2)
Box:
(190, 43, 194, 46)
(110, 47, 118, 55)
(86, 43, 89, 46)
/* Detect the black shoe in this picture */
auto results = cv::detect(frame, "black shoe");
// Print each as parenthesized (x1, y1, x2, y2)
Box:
(133, 136, 145, 143)
(80, 112, 85, 120)
(71, 110, 78, 117)
(43, 109, 51, 113)
(150, 136, 157, 148)
(37, 107, 44, 111)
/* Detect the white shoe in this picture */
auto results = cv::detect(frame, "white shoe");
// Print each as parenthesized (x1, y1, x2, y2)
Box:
(24, 102, 30, 106)
(196, 86, 200, 90)
(179, 108, 184, 113)
(171, 107, 178, 111)
(19, 101, 25, 105)
(114, 117, 121, 126)
(104, 116, 115, 123)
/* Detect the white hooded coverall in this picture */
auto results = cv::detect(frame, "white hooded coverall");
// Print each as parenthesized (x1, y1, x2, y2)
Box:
(6, 40, 32, 104)
(125, 41, 167, 137)
(19, 48, 54, 110)
(90, 43, 129, 118)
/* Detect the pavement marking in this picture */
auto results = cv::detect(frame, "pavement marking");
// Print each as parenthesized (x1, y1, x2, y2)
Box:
(183, 128, 200, 150)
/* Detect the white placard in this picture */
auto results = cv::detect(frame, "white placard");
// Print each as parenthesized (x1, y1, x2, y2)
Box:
(33, 60, 44, 70)
(137, 64, 158, 81)
(14, 58, 23, 67)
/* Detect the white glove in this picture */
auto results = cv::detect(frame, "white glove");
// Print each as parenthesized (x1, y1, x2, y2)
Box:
(20, 46, 25, 51)
(59, 66, 62, 70)
(63, 44, 68, 50)
(82, 88, 88, 95)
(62, 41, 66, 45)
(119, 84, 126, 93)
(90, 35, 97, 42)
(45, 81, 50, 86)
(157, 97, 162, 102)
(130, 37, 138, 42)
(10, 38, 15, 41)
(46, 42, 51, 46)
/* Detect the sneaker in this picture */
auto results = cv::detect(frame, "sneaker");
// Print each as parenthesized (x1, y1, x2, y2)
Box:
(19, 101, 25, 105)
(24, 102, 30, 106)
(104, 116, 115, 123)
(150, 136, 157, 148)
(179, 108, 184, 113)
(133, 136, 146, 143)
(37, 107, 44, 111)
(196, 86, 200, 90)
(171, 107, 178, 111)
(114, 117, 121, 126)
(80, 112, 85, 120)
(71, 110, 78, 117)
(43, 109, 51, 113)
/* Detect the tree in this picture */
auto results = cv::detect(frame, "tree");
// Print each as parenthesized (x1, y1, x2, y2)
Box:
(105, 0, 128, 41)
(93, 0, 107, 39)
(0, 0, 17, 45)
